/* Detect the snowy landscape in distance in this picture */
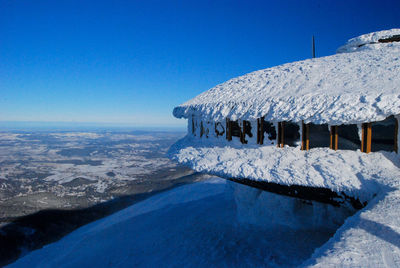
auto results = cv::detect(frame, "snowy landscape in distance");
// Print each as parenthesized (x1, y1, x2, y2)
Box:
(2, 0, 400, 267)
(0, 128, 211, 265)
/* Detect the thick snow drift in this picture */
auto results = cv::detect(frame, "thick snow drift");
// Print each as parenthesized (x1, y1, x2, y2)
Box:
(337, 28, 400, 53)
(302, 188, 400, 267)
(173, 29, 400, 125)
(169, 136, 400, 203)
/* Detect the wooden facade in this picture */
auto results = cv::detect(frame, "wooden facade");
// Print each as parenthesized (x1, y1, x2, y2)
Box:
(395, 119, 399, 153)
(301, 121, 310, 151)
(257, 117, 264, 145)
(329, 126, 338, 150)
(361, 123, 372, 153)
(277, 122, 285, 148)
(197, 116, 399, 154)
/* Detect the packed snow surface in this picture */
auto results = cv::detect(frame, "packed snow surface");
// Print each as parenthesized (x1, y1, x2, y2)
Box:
(174, 29, 400, 125)
(169, 136, 400, 203)
(302, 188, 400, 267)
(8, 178, 336, 267)
(9, 177, 400, 267)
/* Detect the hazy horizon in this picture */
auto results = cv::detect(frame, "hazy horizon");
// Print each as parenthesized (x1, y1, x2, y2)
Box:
(0, 120, 186, 132)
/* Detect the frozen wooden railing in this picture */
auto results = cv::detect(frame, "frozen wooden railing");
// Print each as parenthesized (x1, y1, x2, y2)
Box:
(191, 115, 399, 154)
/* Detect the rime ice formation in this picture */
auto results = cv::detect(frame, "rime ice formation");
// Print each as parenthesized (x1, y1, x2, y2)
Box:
(169, 30, 400, 202)
(173, 29, 400, 125)
(169, 136, 400, 202)
(337, 28, 400, 53)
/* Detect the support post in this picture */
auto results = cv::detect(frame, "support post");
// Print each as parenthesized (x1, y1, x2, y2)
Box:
(240, 120, 246, 144)
(277, 122, 285, 148)
(330, 126, 338, 150)
(191, 115, 195, 136)
(301, 121, 310, 150)
(200, 121, 204, 138)
(257, 117, 264, 145)
(395, 119, 398, 153)
(361, 123, 372, 153)
(226, 118, 232, 141)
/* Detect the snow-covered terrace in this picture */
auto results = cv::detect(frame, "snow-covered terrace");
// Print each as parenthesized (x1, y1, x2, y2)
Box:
(169, 29, 400, 206)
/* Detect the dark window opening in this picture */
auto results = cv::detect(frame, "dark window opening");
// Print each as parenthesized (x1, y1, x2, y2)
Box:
(262, 119, 276, 142)
(371, 116, 397, 152)
(284, 122, 300, 147)
(309, 124, 330, 149)
(231, 120, 241, 137)
(338, 124, 361, 150)
(215, 122, 225, 136)
(242, 120, 253, 144)
(243, 121, 253, 138)
(191, 116, 196, 136)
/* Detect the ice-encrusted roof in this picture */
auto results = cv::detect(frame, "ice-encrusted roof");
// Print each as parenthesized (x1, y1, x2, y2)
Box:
(337, 28, 400, 53)
(173, 29, 400, 125)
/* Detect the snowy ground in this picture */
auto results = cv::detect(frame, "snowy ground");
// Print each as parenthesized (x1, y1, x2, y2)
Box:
(9, 177, 400, 268)
(8, 178, 337, 268)
(304, 188, 400, 267)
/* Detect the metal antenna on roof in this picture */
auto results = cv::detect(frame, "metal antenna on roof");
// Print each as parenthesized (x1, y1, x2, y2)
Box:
(312, 35, 316, 58)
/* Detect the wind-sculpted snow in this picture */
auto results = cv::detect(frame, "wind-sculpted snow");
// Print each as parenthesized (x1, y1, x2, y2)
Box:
(8, 178, 338, 267)
(337, 28, 400, 53)
(173, 30, 400, 125)
(302, 188, 400, 267)
(169, 136, 400, 203)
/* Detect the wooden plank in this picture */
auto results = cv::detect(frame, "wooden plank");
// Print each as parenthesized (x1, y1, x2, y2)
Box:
(200, 121, 204, 138)
(281, 122, 284, 148)
(395, 118, 398, 153)
(257, 117, 264, 145)
(191, 115, 195, 136)
(330, 126, 338, 150)
(277, 122, 281, 147)
(240, 121, 246, 144)
(277, 122, 285, 148)
(226, 118, 232, 141)
(335, 126, 338, 150)
(301, 121, 309, 150)
(361, 124, 365, 152)
(366, 123, 371, 153)
(361, 123, 372, 153)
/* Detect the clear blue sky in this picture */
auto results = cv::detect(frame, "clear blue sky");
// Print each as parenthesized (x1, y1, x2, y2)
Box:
(1, 0, 399, 127)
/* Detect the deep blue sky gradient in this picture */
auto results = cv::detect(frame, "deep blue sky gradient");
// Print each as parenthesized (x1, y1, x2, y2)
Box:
(1, 0, 399, 127)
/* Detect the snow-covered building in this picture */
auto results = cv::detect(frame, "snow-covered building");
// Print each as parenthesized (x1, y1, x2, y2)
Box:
(169, 29, 400, 210)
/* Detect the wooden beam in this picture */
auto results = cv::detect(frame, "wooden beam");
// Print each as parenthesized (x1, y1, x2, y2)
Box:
(200, 121, 204, 137)
(301, 121, 310, 150)
(191, 115, 195, 135)
(240, 121, 246, 144)
(366, 123, 371, 153)
(361, 123, 372, 153)
(226, 118, 232, 141)
(257, 117, 264, 145)
(330, 126, 338, 150)
(277, 122, 285, 148)
(395, 119, 398, 153)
